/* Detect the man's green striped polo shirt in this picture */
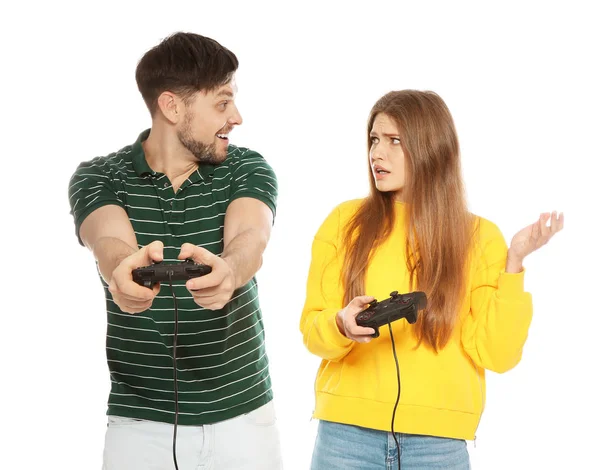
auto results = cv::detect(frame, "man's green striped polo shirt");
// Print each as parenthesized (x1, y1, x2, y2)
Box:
(68, 129, 278, 425)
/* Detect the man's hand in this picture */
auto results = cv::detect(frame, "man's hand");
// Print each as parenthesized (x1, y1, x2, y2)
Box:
(336, 295, 377, 343)
(108, 240, 164, 314)
(178, 243, 236, 310)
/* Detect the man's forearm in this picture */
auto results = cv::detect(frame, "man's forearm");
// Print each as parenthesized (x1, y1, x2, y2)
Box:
(221, 229, 268, 289)
(92, 237, 137, 283)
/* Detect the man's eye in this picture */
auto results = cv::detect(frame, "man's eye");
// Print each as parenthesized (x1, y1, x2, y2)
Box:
(370, 136, 379, 144)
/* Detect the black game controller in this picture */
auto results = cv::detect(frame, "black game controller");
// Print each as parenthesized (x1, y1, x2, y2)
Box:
(355, 291, 427, 338)
(132, 259, 212, 288)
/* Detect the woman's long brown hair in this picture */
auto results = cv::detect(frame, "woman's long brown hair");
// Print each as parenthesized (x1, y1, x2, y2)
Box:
(341, 90, 473, 351)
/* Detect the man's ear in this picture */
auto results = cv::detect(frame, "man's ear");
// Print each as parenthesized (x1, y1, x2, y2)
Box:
(156, 91, 182, 124)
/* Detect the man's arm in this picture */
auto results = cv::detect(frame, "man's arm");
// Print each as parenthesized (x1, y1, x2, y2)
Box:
(79, 205, 138, 284)
(179, 197, 273, 310)
(79, 204, 163, 313)
(221, 197, 273, 288)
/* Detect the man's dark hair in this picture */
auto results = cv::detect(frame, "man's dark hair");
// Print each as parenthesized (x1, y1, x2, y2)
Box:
(135, 32, 239, 115)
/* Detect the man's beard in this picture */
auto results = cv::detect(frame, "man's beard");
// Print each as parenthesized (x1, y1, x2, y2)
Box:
(177, 113, 228, 164)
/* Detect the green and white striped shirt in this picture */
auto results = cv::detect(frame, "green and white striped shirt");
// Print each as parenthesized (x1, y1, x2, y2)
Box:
(68, 129, 278, 425)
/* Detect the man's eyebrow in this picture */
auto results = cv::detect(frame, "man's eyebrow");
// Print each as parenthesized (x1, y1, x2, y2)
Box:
(216, 90, 234, 98)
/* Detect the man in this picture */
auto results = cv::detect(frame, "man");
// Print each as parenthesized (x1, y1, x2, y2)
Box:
(68, 32, 282, 469)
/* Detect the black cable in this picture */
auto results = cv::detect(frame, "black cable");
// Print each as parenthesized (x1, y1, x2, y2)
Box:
(168, 274, 180, 470)
(388, 320, 402, 470)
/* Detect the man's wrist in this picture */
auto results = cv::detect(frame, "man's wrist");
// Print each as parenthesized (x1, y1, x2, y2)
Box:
(94, 237, 137, 283)
(222, 256, 241, 289)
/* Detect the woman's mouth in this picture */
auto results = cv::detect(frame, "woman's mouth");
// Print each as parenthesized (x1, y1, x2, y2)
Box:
(373, 165, 390, 180)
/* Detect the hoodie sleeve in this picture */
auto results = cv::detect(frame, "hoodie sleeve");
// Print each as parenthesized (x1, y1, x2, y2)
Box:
(461, 219, 534, 373)
(299, 205, 356, 362)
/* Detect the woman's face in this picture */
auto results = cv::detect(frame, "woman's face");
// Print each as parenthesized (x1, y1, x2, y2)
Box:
(369, 113, 406, 201)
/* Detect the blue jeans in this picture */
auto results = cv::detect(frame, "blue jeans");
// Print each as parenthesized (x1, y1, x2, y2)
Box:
(311, 420, 470, 470)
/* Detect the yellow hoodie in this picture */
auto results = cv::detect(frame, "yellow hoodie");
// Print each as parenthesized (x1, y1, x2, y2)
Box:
(300, 199, 533, 440)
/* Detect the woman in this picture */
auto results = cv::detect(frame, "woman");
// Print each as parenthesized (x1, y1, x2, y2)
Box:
(299, 90, 563, 469)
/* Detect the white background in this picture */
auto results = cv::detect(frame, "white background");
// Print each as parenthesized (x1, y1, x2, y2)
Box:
(2, 0, 598, 468)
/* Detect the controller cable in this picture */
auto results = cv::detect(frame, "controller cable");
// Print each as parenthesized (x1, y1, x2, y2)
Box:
(168, 273, 180, 470)
(388, 318, 402, 470)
